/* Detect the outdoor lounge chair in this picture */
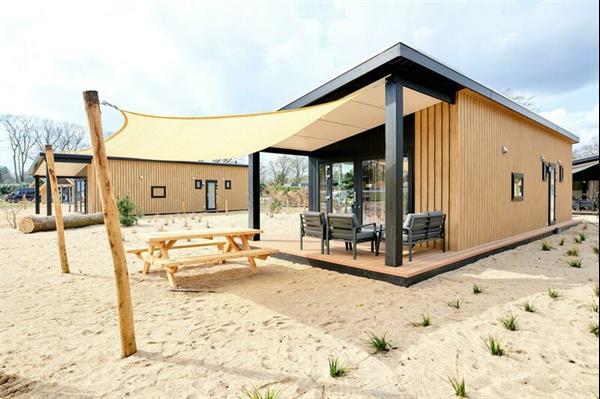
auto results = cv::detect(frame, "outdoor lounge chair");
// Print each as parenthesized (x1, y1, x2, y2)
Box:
(326, 213, 378, 259)
(375, 211, 446, 262)
(300, 211, 328, 254)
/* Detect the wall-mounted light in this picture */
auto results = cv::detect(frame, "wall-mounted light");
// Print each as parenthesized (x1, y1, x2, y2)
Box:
(501, 146, 508, 154)
(139, 175, 143, 179)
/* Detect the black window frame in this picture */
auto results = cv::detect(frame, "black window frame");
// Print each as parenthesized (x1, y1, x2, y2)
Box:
(559, 165, 564, 182)
(541, 161, 547, 181)
(194, 179, 203, 189)
(224, 180, 232, 190)
(511, 173, 524, 201)
(151, 185, 166, 198)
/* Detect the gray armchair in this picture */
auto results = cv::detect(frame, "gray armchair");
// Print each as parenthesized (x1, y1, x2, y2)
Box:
(300, 211, 328, 254)
(326, 214, 378, 259)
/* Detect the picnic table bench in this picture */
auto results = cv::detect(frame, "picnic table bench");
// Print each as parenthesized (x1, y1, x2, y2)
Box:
(129, 228, 277, 289)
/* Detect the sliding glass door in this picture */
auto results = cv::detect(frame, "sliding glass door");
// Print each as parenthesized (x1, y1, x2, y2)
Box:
(318, 157, 410, 225)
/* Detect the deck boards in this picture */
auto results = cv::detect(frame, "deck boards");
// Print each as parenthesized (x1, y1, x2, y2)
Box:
(253, 220, 579, 285)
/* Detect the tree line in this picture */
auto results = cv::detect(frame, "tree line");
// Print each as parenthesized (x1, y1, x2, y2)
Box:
(0, 114, 88, 182)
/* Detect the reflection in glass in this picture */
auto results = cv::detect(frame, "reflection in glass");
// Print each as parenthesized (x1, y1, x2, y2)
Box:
(331, 162, 354, 214)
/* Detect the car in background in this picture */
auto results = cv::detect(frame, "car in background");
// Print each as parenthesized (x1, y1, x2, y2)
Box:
(5, 187, 35, 202)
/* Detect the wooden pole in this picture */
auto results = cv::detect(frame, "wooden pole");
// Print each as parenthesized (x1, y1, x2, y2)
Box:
(45, 145, 70, 273)
(83, 90, 137, 357)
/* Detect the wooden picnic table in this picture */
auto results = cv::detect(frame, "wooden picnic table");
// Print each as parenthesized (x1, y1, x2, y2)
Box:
(130, 228, 276, 288)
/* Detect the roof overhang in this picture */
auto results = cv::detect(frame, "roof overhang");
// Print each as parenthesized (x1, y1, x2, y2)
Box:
(280, 42, 579, 144)
(270, 79, 441, 152)
(29, 153, 91, 178)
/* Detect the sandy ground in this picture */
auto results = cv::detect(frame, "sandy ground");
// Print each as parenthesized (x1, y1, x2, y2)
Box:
(0, 210, 598, 398)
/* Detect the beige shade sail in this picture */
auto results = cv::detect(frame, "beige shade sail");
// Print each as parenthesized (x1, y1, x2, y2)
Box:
(79, 95, 358, 162)
(77, 81, 441, 162)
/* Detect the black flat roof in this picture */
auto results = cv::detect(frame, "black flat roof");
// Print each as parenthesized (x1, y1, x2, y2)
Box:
(280, 42, 578, 143)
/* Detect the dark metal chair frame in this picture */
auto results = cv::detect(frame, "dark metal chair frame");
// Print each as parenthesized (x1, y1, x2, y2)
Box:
(299, 211, 328, 254)
(326, 213, 378, 259)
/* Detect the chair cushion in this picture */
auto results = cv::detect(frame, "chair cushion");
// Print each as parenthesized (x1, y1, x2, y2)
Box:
(330, 229, 376, 241)
(403, 212, 428, 229)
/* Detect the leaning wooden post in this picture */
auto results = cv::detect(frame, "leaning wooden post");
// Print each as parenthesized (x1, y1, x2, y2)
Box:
(45, 145, 70, 273)
(83, 90, 137, 357)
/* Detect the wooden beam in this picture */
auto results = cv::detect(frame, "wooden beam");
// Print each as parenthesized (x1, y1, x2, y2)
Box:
(44, 145, 70, 273)
(45, 161, 52, 216)
(248, 152, 260, 241)
(83, 90, 137, 358)
(384, 76, 404, 267)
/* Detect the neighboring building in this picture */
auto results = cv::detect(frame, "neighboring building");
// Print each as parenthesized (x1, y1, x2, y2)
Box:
(572, 154, 599, 210)
(249, 42, 578, 271)
(28, 154, 248, 215)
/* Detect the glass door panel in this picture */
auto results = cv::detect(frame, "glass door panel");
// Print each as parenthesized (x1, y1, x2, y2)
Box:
(549, 166, 556, 225)
(331, 162, 354, 214)
(206, 180, 217, 211)
(319, 163, 328, 213)
(362, 159, 385, 225)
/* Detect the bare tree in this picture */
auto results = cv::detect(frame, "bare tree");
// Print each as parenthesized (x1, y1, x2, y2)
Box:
(1, 115, 37, 182)
(501, 89, 539, 112)
(268, 155, 295, 186)
(290, 156, 308, 186)
(573, 136, 599, 159)
(34, 119, 87, 153)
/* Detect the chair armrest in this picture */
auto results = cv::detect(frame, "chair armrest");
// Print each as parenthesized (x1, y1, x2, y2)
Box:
(354, 223, 377, 231)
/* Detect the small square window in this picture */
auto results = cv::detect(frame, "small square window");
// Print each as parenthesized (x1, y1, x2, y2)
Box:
(195, 179, 203, 189)
(225, 180, 232, 190)
(512, 173, 524, 201)
(151, 186, 166, 198)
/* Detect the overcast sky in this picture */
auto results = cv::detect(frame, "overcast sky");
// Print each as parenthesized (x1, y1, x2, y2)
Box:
(1, 1, 598, 169)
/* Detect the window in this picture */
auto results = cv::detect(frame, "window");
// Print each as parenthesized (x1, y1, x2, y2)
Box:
(559, 165, 564, 182)
(194, 179, 203, 189)
(512, 173, 524, 201)
(151, 186, 166, 198)
(541, 161, 547, 181)
(224, 180, 232, 190)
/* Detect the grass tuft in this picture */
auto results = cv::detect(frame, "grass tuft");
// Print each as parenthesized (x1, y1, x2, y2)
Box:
(593, 245, 599, 257)
(594, 282, 599, 298)
(411, 314, 431, 327)
(547, 287, 561, 300)
(587, 303, 599, 313)
(567, 258, 582, 268)
(558, 238, 565, 246)
(472, 283, 483, 294)
(447, 299, 461, 309)
(328, 357, 350, 378)
(541, 240, 553, 251)
(499, 313, 519, 331)
(589, 322, 599, 338)
(367, 332, 391, 353)
(566, 247, 580, 257)
(447, 375, 467, 398)
(482, 335, 504, 356)
(521, 301, 536, 313)
(241, 385, 283, 399)
(574, 233, 587, 244)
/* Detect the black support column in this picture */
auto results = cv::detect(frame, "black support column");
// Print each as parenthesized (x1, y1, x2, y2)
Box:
(45, 162, 52, 216)
(384, 75, 404, 266)
(308, 156, 319, 211)
(248, 152, 261, 240)
(34, 176, 41, 215)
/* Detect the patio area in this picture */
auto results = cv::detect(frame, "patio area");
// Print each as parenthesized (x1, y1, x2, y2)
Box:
(253, 219, 579, 286)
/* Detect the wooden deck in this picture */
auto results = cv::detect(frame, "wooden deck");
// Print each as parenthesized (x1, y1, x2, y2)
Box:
(253, 220, 579, 286)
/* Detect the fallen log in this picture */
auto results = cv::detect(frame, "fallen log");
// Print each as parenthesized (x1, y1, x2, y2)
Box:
(19, 213, 104, 234)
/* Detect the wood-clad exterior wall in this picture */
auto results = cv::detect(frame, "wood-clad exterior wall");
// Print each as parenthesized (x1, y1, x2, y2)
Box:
(413, 90, 573, 251)
(87, 158, 248, 215)
(414, 102, 459, 250)
(453, 89, 572, 250)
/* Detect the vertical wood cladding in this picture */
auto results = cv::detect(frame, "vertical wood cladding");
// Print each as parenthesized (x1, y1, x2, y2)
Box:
(454, 90, 572, 250)
(414, 90, 573, 251)
(87, 159, 248, 214)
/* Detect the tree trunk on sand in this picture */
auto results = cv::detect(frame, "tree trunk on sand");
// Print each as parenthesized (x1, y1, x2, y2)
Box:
(19, 212, 104, 234)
